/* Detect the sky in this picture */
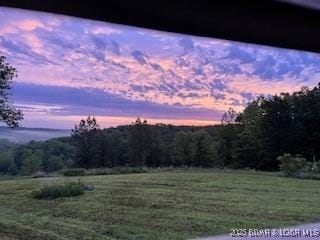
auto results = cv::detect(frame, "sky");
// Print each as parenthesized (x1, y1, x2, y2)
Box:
(1, 7, 320, 129)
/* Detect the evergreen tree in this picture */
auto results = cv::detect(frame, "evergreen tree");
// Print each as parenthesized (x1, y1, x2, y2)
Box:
(71, 116, 100, 168)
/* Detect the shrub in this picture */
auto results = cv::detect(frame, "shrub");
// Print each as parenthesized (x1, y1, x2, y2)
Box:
(278, 153, 307, 177)
(62, 168, 85, 176)
(33, 182, 84, 199)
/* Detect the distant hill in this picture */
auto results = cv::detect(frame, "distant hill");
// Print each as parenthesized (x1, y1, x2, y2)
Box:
(0, 126, 70, 144)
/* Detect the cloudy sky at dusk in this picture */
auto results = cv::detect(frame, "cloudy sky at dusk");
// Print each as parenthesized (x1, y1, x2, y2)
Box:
(1, 7, 320, 129)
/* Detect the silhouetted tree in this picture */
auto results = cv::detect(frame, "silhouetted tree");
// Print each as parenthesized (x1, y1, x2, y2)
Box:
(128, 118, 164, 167)
(21, 150, 43, 175)
(0, 56, 23, 128)
(234, 97, 264, 168)
(93, 129, 129, 167)
(144, 127, 164, 167)
(71, 116, 100, 168)
(174, 130, 218, 167)
(173, 131, 195, 166)
(192, 130, 218, 167)
(128, 118, 147, 166)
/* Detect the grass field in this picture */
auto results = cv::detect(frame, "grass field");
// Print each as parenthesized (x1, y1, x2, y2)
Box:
(1, 170, 320, 240)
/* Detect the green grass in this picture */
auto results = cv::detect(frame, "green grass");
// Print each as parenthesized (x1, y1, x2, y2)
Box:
(1, 170, 320, 240)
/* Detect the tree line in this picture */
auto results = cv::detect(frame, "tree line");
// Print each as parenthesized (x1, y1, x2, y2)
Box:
(1, 83, 319, 175)
(0, 120, 223, 174)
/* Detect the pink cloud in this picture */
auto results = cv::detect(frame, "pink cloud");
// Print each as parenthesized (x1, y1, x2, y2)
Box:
(17, 19, 43, 31)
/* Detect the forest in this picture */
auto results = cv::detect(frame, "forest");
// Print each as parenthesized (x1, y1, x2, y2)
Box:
(1, 83, 320, 175)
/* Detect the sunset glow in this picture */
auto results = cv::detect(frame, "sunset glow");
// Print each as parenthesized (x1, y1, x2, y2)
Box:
(1, 7, 320, 129)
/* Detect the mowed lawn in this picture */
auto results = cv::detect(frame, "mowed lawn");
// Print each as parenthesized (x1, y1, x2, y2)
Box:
(1, 171, 320, 240)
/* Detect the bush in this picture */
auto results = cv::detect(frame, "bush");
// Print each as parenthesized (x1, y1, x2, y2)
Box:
(278, 153, 307, 177)
(62, 168, 85, 176)
(33, 182, 84, 199)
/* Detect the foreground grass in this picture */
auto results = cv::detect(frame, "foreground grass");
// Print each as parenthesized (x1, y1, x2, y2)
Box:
(1, 170, 320, 240)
